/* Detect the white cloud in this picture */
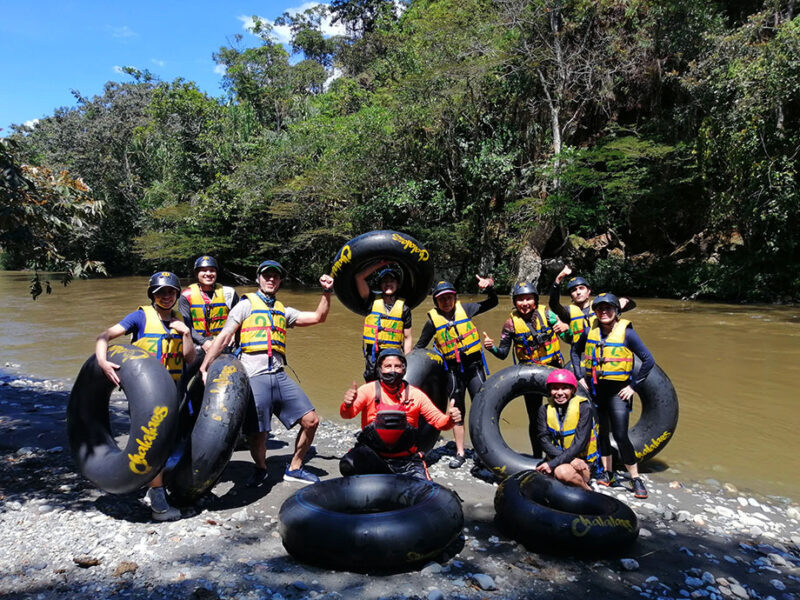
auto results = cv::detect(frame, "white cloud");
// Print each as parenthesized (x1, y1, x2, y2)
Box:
(151, 59, 166, 68)
(23, 119, 39, 130)
(213, 64, 227, 76)
(238, 3, 346, 47)
(109, 25, 137, 39)
(113, 65, 126, 74)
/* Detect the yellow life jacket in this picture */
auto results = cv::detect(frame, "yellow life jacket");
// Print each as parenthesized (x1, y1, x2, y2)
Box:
(583, 319, 634, 383)
(187, 283, 229, 337)
(568, 304, 597, 344)
(428, 302, 481, 362)
(239, 293, 287, 357)
(363, 297, 405, 356)
(510, 306, 563, 366)
(545, 395, 599, 464)
(133, 305, 184, 381)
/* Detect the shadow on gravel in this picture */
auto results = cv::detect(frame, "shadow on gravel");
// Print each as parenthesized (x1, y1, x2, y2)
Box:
(2, 524, 792, 600)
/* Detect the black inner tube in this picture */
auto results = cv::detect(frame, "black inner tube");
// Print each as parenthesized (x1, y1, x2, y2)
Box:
(67, 344, 180, 495)
(330, 230, 435, 316)
(470, 361, 678, 480)
(278, 474, 463, 572)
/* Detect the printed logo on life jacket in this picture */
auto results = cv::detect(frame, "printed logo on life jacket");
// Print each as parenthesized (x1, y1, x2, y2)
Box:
(571, 514, 636, 537)
(108, 345, 149, 363)
(634, 430, 672, 460)
(128, 406, 169, 475)
(330, 244, 352, 277)
(392, 233, 429, 262)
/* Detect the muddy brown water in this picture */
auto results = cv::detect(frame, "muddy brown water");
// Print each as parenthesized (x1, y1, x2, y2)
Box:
(2, 271, 798, 500)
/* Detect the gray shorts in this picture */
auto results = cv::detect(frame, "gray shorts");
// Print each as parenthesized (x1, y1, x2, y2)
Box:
(244, 370, 314, 434)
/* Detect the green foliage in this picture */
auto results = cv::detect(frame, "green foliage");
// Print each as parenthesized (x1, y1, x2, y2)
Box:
(5, 0, 798, 302)
(0, 138, 106, 299)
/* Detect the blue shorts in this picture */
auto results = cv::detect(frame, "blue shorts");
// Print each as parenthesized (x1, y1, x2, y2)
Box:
(244, 370, 314, 434)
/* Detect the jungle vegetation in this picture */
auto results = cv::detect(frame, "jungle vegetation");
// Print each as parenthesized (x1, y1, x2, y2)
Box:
(2, 0, 798, 301)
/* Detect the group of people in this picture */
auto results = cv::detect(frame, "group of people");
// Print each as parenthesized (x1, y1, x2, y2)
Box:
(94, 255, 654, 522)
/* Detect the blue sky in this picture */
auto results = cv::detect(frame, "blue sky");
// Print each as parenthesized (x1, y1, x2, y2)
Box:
(0, 1, 343, 134)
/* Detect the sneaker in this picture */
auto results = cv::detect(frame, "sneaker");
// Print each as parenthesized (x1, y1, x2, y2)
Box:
(449, 454, 466, 469)
(145, 486, 181, 522)
(596, 471, 621, 488)
(246, 467, 268, 488)
(284, 465, 319, 484)
(632, 477, 648, 499)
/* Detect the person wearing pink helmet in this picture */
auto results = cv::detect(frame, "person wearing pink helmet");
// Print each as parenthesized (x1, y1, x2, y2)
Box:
(535, 368, 601, 491)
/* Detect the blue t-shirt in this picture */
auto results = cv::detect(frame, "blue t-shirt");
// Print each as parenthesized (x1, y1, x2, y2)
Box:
(118, 308, 177, 343)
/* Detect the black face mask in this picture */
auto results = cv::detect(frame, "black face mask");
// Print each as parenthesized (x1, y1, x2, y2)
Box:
(379, 371, 404, 386)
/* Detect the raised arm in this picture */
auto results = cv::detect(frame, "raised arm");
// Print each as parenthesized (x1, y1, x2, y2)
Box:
(294, 274, 335, 327)
(355, 260, 389, 301)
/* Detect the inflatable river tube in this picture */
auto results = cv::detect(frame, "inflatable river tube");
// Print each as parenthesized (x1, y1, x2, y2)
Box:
(278, 474, 463, 572)
(404, 349, 450, 454)
(330, 230, 435, 316)
(495, 470, 639, 554)
(165, 354, 250, 506)
(67, 344, 180, 495)
(470, 361, 678, 480)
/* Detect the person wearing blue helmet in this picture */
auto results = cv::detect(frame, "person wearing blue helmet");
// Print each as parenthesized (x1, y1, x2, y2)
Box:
(199, 260, 334, 487)
(94, 271, 196, 521)
(415, 275, 497, 468)
(482, 281, 568, 457)
(355, 260, 413, 381)
(339, 348, 462, 479)
(570, 292, 654, 499)
(549, 265, 636, 344)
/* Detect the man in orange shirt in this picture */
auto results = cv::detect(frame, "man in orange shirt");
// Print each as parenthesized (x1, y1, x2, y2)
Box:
(339, 348, 462, 479)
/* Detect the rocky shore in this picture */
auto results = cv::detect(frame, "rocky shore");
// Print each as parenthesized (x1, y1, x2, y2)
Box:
(1, 372, 798, 600)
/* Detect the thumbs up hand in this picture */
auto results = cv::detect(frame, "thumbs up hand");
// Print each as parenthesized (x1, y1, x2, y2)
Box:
(482, 331, 494, 350)
(343, 381, 358, 407)
(448, 399, 462, 424)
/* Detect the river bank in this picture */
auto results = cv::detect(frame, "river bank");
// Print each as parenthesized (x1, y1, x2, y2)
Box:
(1, 372, 799, 600)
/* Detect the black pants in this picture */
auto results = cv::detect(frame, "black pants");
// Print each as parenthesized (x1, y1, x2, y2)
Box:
(523, 393, 543, 458)
(340, 445, 428, 480)
(445, 358, 485, 415)
(593, 380, 636, 465)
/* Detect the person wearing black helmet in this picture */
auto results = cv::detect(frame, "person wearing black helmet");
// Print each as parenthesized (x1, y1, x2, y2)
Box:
(570, 292, 655, 499)
(94, 271, 196, 522)
(200, 260, 334, 487)
(549, 265, 636, 345)
(482, 281, 568, 457)
(179, 255, 239, 353)
(415, 275, 497, 468)
(355, 260, 413, 381)
(339, 347, 462, 479)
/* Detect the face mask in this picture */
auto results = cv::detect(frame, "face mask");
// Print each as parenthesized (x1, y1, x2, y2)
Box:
(379, 371, 404, 386)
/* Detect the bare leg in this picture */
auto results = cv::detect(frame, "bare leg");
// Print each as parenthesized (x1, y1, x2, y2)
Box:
(289, 410, 319, 471)
(624, 463, 639, 479)
(554, 463, 591, 491)
(249, 432, 268, 469)
(453, 423, 465, 456)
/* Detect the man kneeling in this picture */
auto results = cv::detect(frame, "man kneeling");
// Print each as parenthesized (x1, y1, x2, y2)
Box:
(536, 369, 601, 491)
(340, 348, 461, 479)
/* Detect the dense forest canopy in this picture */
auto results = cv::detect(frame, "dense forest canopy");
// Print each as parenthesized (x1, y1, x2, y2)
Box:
(2, 0, 798, 301)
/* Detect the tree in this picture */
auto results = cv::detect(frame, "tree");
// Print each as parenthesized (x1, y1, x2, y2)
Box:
(0, 138, 106, 298)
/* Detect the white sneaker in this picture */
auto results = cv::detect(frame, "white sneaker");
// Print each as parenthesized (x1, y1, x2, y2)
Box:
(145, 486, 181, 522)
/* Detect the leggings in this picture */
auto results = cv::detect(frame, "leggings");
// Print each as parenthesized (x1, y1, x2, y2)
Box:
(523, 393, 543, 458)
(593, 381, 636, 465)
(445, 359, 486, 415)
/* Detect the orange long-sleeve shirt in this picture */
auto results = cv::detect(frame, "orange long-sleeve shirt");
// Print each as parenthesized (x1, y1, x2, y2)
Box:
(340, 381, 455, 431)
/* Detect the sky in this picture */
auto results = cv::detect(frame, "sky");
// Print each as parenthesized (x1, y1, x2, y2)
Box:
(0, 1, 344, 135)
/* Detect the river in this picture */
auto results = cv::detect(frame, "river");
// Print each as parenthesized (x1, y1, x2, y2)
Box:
(1, 271, 798, 501)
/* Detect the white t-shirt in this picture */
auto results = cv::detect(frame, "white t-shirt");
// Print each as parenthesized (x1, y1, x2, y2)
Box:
(227, 297, 301, 377)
